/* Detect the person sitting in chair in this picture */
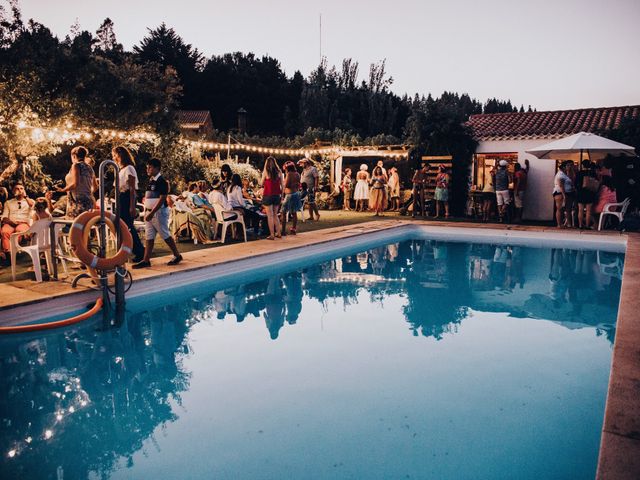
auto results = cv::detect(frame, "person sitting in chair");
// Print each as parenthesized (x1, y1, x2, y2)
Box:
(1, 183, 34, 261)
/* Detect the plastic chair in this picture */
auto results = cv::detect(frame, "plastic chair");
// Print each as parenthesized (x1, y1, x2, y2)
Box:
(10, 219, 67, 282)
(213, 203, 247, 243)
(598, 197, 631, 231)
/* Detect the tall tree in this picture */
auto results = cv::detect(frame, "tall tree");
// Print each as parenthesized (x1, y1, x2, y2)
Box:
(134, 23, 202, 107)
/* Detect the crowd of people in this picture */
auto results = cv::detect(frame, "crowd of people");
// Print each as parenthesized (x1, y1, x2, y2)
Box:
(551, 158, 618, 229)
(340, 160, 410, 216)
(0, 147, 331, 274)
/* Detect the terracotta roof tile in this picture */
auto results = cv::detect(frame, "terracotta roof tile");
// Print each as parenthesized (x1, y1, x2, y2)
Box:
(467, 105, 640, 140)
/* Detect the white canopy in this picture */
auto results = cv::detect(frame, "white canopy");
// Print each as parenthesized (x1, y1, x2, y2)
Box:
(526, 132, 636, 161)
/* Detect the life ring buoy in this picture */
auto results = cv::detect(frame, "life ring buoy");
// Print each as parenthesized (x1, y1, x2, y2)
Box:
(70, 211, 133, 271)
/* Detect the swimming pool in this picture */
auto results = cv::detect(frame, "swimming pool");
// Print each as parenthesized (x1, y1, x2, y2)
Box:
(0, 235, 624, 479)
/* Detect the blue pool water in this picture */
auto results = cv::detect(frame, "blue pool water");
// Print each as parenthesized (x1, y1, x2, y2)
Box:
(0, 239, 624, 479)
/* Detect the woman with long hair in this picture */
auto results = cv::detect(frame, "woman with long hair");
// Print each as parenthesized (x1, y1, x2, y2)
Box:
(57, 146, 97, 218)
(261, 157, 283, 240)
(553, 161, 575, 228)
(369, 166, 387, 216)
(575, 159, 598, 229)
(434, 164, 450, 219)
(341, 168, 353, 211)
(281, 161, 301, 235)
(112, 145, 145, 261)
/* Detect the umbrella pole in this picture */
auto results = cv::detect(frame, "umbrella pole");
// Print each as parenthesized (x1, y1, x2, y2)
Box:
(580, 149, 583, 168)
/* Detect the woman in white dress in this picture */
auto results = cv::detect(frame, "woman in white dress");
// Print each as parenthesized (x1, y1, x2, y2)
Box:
(353, 164, 370, 212)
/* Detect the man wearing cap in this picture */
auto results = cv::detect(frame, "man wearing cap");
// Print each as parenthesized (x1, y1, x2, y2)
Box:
(299, 158, 320, 221)
(494, 160, 511, 222)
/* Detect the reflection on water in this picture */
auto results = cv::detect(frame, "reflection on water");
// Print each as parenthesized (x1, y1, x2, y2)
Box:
(0, 240, 623, 478)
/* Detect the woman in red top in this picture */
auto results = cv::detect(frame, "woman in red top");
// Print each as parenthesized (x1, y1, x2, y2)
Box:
(261, 156, 283, 239)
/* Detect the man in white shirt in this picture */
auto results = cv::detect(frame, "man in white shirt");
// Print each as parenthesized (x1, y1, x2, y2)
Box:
(1, 184, 34, 255)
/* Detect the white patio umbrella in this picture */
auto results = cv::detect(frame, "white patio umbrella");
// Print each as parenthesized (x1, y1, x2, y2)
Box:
(526, 132, 636, 163)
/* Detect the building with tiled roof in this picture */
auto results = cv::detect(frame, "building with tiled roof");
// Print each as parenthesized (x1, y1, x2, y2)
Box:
(467, 105, 640, 141)
(178, 110, 214, 139)
(469, 105, 639, 221)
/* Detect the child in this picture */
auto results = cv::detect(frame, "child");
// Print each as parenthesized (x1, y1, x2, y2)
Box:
(32, 197, 52, 222)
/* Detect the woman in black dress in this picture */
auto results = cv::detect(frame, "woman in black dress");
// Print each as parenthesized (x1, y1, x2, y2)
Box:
(575, 160, 598, 229)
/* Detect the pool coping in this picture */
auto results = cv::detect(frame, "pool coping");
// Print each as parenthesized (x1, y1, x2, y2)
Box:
(0, 219, 637, 478)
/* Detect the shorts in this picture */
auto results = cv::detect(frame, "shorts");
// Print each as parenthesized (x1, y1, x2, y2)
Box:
(145, 206, 171, 240)
(262, 194, 281, 206)
(434, 187, 448, 202)
(306, 188, 317, 205)
(514, 191, 525, 209)
(282, 191, 302, 213)
(577, 190, 596, 204)
(496, 190, 511, 206)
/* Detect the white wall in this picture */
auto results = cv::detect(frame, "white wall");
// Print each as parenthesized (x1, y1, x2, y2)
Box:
(477, 138, 558, 221)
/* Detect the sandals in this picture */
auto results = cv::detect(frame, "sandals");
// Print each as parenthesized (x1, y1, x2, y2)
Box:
(289, 228, 297, 235)
(275, 233, 282, 239)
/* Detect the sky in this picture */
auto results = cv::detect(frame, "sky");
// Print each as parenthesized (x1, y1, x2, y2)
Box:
(18, 0, 640, 111)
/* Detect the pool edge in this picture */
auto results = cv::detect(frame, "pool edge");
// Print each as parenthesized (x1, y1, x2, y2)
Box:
(596, 232, 640, 480)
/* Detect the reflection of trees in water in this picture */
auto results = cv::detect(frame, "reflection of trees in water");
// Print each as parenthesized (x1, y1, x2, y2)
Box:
(402, 240, 471, 340)
(0, 305, 191, 479)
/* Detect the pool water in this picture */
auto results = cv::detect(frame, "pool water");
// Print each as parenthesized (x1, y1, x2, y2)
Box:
(0, 239, 624, 479)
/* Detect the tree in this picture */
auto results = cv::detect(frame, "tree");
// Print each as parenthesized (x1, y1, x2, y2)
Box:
(95, 18, 121, 53)
(134, 23, 202, 108)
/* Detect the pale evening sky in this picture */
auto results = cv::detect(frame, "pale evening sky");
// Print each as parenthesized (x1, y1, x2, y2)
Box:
(19, 0, 640, 111)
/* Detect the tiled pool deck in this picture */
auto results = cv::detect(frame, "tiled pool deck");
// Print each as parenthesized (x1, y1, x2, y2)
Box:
(0, 219, 637, 479)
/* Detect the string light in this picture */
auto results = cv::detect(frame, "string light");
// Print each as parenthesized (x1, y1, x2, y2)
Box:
(3, 119, 409, 158)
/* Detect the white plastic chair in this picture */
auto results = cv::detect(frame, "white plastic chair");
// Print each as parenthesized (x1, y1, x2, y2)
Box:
(213, 203, 247, 243)
(598, 197, 631, 231)
(10, 219, 67, 282)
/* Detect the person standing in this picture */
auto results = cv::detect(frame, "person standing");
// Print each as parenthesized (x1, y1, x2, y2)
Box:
(282, 162, 301, 235)
(220, 164, 233, 192)
(340, 168, 353, 211)
(575, 159, 599, 229)
(553, 161, 575, 228)
(353, 164, 370, 212)
(494, 160, 511, 223)
(433, 164, 450, 219)
(411, 161, 428, 217)
(57, 146, 97, 218)
(133, 158, 182, 268)
(513, 159, 530, 223)
(388, 166, 401, 211)
(369, 166, 387, 216)
(112, 146, 145, 262)
(1, 183, 33, 259)
(262, 156, 283, 240)
(482, 166, 495, 222)
(299, 158, 320, 221)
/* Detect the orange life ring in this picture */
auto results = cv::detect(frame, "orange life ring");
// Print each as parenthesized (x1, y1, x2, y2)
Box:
(70, 211, 133, 271)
